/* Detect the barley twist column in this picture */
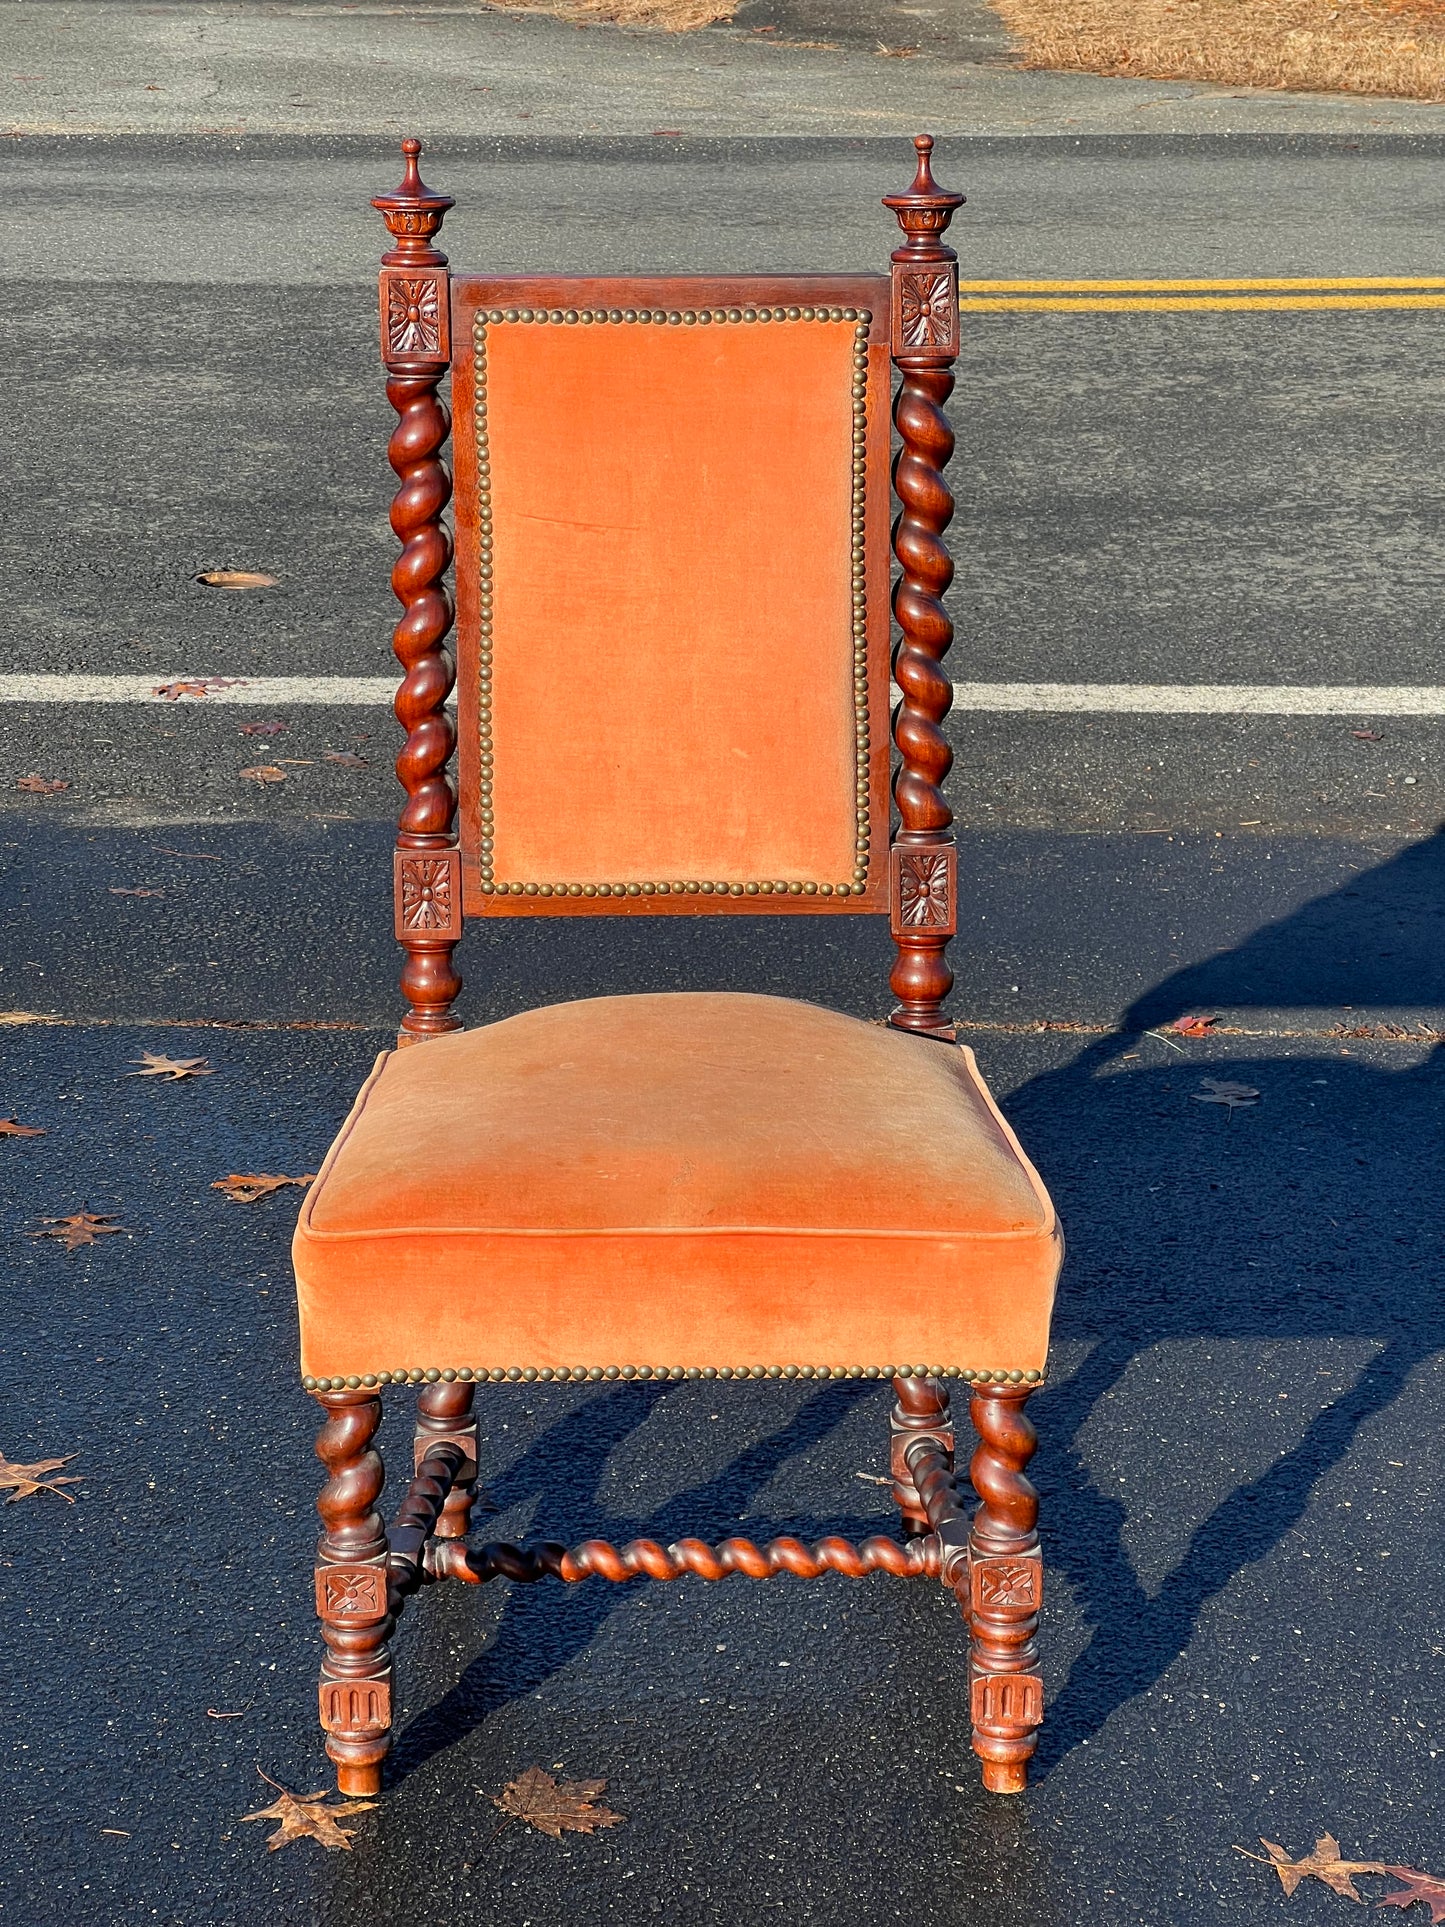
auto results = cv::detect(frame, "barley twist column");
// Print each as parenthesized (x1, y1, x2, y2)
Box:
(313, 1388, 394, 1795)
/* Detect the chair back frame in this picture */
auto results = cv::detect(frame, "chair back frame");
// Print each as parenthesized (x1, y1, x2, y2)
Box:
(372, 136, 963, 1040)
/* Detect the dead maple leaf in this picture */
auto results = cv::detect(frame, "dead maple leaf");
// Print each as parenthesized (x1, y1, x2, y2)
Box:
(31, 1211, 130, 1254)
(1191, 1077, 1260, 1111)
(239, 719, 286, 736)
(109, 887, 164, 898)
(152, 677, 243, 700)
(489, 1766, 625, 1840)
(240, 764, 287, 785)
(1237, 1834, 1390, 1900)
(211, 1172, 316, 1203)
(1378, 1867, 1445, 1920)
(1171, 1013, 1218, 1036)
(15, 775, 69, 794)
(126, 1051, 213, 1080)
(241, 1770, 374, 1852)
(0, 1449, 81, 1503)
(0, 1116, 45, 1137)
(323, 750, 368, 769)
(196, 569, 277, 589)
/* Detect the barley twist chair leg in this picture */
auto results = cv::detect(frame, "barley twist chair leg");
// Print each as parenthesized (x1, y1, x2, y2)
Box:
(966, 1383, 1043, 1794)
(313, 1388, 395, 1795)
(889, 1373, 953, 1538)
(414, 1378, 479, 1539)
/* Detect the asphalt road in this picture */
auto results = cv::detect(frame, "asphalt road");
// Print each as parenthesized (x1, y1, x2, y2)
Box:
(1, 62, 1443, 1927)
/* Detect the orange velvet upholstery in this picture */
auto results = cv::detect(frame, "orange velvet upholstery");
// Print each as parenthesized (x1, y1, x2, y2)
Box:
(294, 993, 1061, 1383)
(473, 313, 869, 892)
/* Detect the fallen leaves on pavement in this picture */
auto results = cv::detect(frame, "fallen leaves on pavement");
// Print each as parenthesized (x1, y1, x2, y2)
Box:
(323, 750, 368, 769)
(212, 1172, 316, 1203)
(0, 1117, 45, 1137)
(0, 1450, 82, 1503)
(1353, 728, 1385, 741)
(489, 1767, 625, 1840)
(109, 887, 165, 898)
(1238, 1833, 1445, 1917)
(239, 719, 286, 737)
(241, 1770, 374, 1852)
(15, 775, 69, 794)
(240, 765, 287, 785)
(196, 569, 278, 589)
(1190, 1077, 1260, 1112)
(31, 1211, 130, 1253)
(127, 1052, 214, 1080)
(1171, 1013, 1218, 1036)
(152, 678, 244, 700)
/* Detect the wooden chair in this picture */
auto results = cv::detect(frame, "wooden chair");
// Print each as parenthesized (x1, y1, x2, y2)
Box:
(292, 134, 1062, 1802)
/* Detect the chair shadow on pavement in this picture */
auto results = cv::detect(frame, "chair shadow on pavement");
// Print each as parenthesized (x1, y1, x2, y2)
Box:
(388, 827, 1445, 1788)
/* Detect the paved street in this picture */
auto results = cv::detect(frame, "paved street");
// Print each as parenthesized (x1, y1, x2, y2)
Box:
(1, 15, 1443, 1924)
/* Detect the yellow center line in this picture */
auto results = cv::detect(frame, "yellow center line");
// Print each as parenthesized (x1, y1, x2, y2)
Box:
(958, 276, 1445, 292)
(960, 294, 1445, 312)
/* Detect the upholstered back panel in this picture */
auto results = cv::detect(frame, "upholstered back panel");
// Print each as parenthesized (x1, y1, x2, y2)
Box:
(450, 276, 893, 916)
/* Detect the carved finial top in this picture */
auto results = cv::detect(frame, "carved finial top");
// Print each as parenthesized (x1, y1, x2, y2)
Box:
(883, 132, 965, 261)
(372, 135, 455, 268)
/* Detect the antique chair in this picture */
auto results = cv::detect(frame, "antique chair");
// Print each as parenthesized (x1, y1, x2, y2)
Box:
(292, 134, 1062, 1802)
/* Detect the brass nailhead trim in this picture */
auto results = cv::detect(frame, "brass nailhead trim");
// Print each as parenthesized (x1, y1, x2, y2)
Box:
(472, 306, 874, 901)
(303, 1364, 1045, 1391)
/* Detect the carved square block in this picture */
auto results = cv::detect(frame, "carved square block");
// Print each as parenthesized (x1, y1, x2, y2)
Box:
(970, 1671, 1043, 1732)
(394, 847, 462, 941)
(890, 843, 957, 938)
(970, 1554, 1042, 1615)
(891, 262, 959, 358)
(380, 268, 450, 363)
(314, 1563, 389, 1624)
(319, 1674, 392, 1736)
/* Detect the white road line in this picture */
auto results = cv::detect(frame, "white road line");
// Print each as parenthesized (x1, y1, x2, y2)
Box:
(949, 683, 1445, 716)
(2, 675, 1444, 717)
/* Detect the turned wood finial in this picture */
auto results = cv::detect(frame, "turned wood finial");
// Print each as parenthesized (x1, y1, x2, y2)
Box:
(372, 136, 455, 271)
(882, 134, 965, 271)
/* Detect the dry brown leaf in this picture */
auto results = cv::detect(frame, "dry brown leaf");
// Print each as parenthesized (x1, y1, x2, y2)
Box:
(15, 775, 69, 794)
(1238, 1834, 1390, 1900)
(240, 764, 287, 785)
(1354, 728, 1385, 741)
(31, 1211, 129, 1253)
(323, 750, 368, 769)
(239, 719, 286, 736)
(1191, 1077, 1260, 1111)
(1171, 1013, 1218, 1036)
(1378, 1867, 1445, 1920)
(876, 38, 920, 52)
(0, 1449, 81, 1503)
(490, 1766, 625, 1839)
(127, 1051, 213, 1080)
(241, 1771, 374, 1852)
(196, 569, 278, 589)
(152, 677, 243, 700)
(211, 1172, 316, 1203)
(0, 1116, 45, 1137)
(109, 887, 165, 898)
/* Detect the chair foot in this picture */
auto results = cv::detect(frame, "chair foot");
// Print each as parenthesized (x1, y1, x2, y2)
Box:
(313, 1388, 396, 1793)
(966, 1383, 1043, 1794)
(889, 1374, 953, 1539)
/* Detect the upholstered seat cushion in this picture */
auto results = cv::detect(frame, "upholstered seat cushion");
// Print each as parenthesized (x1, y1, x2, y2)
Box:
(293, 992, 1061, 1384)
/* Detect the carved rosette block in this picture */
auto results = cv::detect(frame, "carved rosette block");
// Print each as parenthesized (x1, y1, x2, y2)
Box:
(373, 139, 463, 1042)
(890, 843, 956, 939)
(883, 136, 965, 1039)
(414, 1378, 479, 1540)
(966, 1384, 1043, 1794)
(394, 847, 462, 941)
(313, 1388, 395, 1795)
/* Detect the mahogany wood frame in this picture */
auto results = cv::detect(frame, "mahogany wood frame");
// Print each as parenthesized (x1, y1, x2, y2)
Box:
(311, 135, 1043, 1804)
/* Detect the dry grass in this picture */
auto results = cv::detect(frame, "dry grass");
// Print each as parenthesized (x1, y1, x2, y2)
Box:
(990, 0, 1445, 101)
(494, 0, 737, 29)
